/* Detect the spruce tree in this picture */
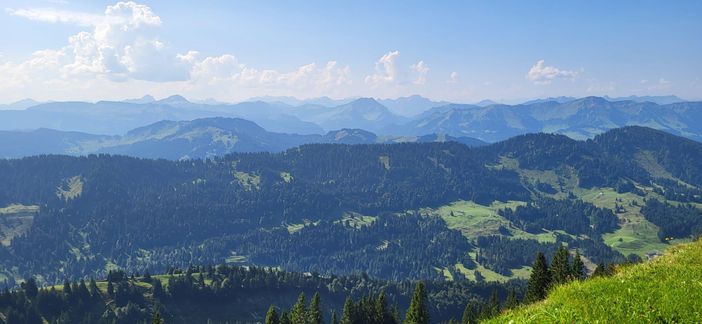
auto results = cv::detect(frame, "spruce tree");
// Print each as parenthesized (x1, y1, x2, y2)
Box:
(151, 311, 165, 324)
(107, 280, 114, 297)
(281, 310, 292, 324)
(309, 292, 323, 324)
(341, 297, 354, 324)
(404, 282, 429, 324)
(63, 279, 72, 296)
(487, 289, 500, 317)
(22, 278, 38, 299)
(524, 252, 551, 303)
(266, 306, 280, 324)
(89, 278, 100, 298)
(461, 302, 477, 324)
(571, 251, 585, 280)
(550, 245, 571, 285)
(291, 292, 308, 324)
(330, 310, 338, 324)
(503, 289, 519, 309)
(376, 291, 393, 324)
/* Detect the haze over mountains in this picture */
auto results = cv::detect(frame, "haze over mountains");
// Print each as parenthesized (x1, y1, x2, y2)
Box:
(0, 94, 699, 159)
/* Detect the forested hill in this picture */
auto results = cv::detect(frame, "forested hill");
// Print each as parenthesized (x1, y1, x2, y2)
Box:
(0, 126, 701, 285)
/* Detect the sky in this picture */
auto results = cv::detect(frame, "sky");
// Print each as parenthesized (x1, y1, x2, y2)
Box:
(0, 0, 701, 103)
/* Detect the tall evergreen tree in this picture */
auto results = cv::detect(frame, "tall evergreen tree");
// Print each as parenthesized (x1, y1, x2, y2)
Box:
(341, 297, 354, 324)
(89, 278, 100, 298)
(461, 302, 478, 324)
(330, 310, 338, 324)
(107, 280, 114, 297)
(524, 252, 551, 303)
(281, 310, 292, 324)
(266, 306, 281, 324)
(487, 289, 500, 317)
(309, 292, 323, 324)
(151, 311, 165, 324)
(63, 279, 72, 296)
(571, 251, 585, 280)
(291, 292, 308, 324)
(376, 291, 394, 324)
(404, 282, 429, 324)
(550, 245, 571, 285)
(503, 289, 519, 310)
(22, 278, 38, 299)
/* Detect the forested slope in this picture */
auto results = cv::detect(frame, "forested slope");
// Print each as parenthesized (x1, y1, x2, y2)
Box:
(0, 126, 699, 285)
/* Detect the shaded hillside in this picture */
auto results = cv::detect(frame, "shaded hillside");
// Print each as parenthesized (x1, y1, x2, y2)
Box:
(0, 117, 485, 159)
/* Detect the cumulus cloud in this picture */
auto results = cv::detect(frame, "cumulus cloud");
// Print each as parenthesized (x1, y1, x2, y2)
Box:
(365, 50, 399, 86)
(1, 1, 357, 101)
(3, 2, 183, 83)
(187, 54, 351, 89)
(526, 59, 578, 84)
(447, 71, 460, 84)
(410, 60, 429, 85)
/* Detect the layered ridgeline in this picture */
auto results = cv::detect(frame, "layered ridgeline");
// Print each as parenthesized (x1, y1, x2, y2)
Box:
(490, 239, 702, 322)
(0, 95, 700, 143)
(0, 126, 701, 286)
(0, 117, 485, 159)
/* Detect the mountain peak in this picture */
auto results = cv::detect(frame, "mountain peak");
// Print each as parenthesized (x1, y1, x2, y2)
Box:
(350, 97, 380, 105)
(123, 95, 156, 104)
(157, 95, 191, 105)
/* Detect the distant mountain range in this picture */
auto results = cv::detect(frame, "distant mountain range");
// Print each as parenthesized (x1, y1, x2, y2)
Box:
(0, 117, 486, 160)
(0, 95, 698, 144)
(0, 99, 42, 110)
(399, 96, 702, 142)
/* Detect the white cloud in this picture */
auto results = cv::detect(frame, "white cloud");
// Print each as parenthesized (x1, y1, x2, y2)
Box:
(526, 59, 578, 84)
(3, 2, 179, 83)
(410, 60, 429, 85)
(6, 8, 105, 26)
(2, 1, 357, 101)
(447, 71, 460, 84)
(189, 54, 351, 89)
(365, 50, 399, 86)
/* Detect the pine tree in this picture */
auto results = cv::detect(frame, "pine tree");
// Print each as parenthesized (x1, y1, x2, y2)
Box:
(404, 282, 429, 324)
(524, 252, 551, 303)
(291, 292, 308, 324)
(550, 245, 571, 285)
(63, 279, 72, 296)
(22, 278, 38, 299)
(592, 263, 615, 277)
(151, 311, 165, 324)
(570, 251, 585, 280)
(281, 310, 292, 324)
(503, 289, 519, 309)
(376, 291, 393, 324)
(488, 289, 500, 317)
(266, 305, 280, 324)
(89, 278, 100, 298)
(309, 292, 323, 324)
(107, 280, 114, 297)
(341, 297, 354, 324)
(461, 302, 477, 324)
(330, 310, 338, 324)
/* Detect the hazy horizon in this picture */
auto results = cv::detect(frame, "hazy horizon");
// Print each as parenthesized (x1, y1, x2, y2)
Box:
(1, 1, 700, 103)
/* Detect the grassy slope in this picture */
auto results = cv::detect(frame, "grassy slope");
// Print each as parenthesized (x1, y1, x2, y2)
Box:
(488, 240, 702, 323)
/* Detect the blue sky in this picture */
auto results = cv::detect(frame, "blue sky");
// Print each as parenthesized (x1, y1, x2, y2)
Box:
(1, 0, 700, 103)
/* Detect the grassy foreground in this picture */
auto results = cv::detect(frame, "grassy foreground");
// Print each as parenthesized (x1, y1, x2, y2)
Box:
(488, 239, 702, 323)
